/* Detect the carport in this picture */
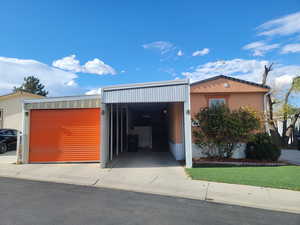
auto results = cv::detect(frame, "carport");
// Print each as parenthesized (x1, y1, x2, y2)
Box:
(100, 79, 192, 168)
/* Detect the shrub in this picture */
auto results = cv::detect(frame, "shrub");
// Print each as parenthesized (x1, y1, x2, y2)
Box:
(246, 133, 281, 161)
(193, 105, 260, 158)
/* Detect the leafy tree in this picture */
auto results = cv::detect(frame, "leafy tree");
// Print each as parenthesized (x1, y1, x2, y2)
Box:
(14, 76, 48, 96)
(193, 105, 260, 158)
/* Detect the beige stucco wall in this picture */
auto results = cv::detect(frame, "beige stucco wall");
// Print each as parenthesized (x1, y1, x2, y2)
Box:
(168, 102, 183, 144)
(0, 95, 43, 131)
(190, 92, 265, 117)
(190, 77, 268, 117)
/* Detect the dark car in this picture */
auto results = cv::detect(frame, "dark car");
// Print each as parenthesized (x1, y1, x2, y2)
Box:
(0, 129, 18, 154)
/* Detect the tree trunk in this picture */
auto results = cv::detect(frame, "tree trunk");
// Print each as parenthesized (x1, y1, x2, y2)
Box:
(282, 84, 294, 145)
(285, 110, 300, 140)
(261, 63, 283, 146)
(266, 94, 282, 146)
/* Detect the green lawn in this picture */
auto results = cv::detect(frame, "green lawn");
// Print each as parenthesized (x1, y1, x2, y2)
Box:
(186, 165, 300, 191)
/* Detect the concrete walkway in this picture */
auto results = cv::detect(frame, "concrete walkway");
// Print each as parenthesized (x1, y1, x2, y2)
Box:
(280, 149, 300, 165)
(0, 150, 17, 164)
(0, 150, 300, 214)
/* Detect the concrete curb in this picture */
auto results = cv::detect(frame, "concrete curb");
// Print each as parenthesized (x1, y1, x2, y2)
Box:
(1, 174, 299, 215)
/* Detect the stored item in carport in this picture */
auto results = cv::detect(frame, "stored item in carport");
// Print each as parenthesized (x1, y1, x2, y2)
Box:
(128, 135, 138, 152)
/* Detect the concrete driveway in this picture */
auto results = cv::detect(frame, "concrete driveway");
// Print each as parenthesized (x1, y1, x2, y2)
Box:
(100, 150, 195, 194)
(280, 149, 300, 165)
(0, 150, 16, 164)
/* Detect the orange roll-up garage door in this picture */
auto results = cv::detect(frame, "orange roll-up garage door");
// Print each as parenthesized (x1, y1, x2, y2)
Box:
(29, 108, 101, 163)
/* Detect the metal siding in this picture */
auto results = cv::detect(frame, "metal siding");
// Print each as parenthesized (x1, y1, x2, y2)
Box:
(103, 84, 188, 103)
(29, 108, 101, 163)
(24, 98, 101, 110)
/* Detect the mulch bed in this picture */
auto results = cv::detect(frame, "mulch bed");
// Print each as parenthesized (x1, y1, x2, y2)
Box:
(193, 158, 289, 166)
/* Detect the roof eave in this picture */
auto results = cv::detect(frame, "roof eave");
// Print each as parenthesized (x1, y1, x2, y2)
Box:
(190, 75, 270, 89)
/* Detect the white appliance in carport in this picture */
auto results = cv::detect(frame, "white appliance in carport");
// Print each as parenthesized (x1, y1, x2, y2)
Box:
(130, 126, 152, 149)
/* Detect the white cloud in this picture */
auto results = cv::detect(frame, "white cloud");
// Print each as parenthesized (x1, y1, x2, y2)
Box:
(52, 55, 81, 72)
(257, 11, 300, 37)
(243, 41, 279, 56)
(66, 80, 77, 87)
(192, 48, 210, 56)
(142, 41, 174, 55)
(281, 43, 300, 54)
(52, 55, 116, 75)
(274, 74, 295, 88)
(82, 58, 116, 75)
(0, 56, 79, 96)
(85, 88, 101, 95)
(182, 58, 300, 90)
(177, 50, 184, 56)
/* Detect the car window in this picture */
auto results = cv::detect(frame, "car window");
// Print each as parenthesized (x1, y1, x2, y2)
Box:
(0, 130, 17, 136)
(6, 130, 12, 135)
(0, 130, 7, 135)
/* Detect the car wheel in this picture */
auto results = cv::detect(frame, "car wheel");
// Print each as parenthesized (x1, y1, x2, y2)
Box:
(0, 143, 7, 154)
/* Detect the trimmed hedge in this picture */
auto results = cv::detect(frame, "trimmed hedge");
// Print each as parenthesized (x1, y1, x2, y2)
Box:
(246, 133, 281, 161)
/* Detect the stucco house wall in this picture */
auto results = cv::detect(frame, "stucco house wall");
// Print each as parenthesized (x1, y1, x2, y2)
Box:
(168, 102, 184, 160)
(189, 76, 269, 159)
(0, 92, 43, 131)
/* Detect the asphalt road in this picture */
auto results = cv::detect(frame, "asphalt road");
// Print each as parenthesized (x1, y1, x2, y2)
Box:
(0, 177, 299, 225)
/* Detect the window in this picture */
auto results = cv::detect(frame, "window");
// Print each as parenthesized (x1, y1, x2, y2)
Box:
(209, 98, 226, 108)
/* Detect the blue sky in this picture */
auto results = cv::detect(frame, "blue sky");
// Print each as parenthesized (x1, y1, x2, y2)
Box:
(0, 0, 300, 99)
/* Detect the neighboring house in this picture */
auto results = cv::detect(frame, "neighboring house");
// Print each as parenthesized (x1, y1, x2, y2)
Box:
(190, 75, 270, 158)
(190, 75, 269, 115)
(21, 75, 269, 168)
(0, 91, 44, 131)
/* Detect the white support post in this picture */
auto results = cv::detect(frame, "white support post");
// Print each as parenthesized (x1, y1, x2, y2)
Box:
(110, 104, 113, 161)
(20, 104, 29, 164)
(184, 84, 193, 168)
(121, 107, 123, 153)
(16, 131, 21, 164)
(16, 103, 23, 164)
(116, 104, 119, 156)
(100, 103, 108, 168)
(126, 106, 129, 151)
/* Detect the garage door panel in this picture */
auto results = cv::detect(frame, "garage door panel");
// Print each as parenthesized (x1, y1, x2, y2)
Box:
(29, 108, 100, 163)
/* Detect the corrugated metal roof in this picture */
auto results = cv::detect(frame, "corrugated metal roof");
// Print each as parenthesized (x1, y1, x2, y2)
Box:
(24, 95, 101, 110)
(102, 80, 189, 103)
(102, 79, 189, 91)
(23, 94, 100, 104)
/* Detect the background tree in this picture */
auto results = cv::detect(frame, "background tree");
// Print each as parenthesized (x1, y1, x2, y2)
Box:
(14, 76, 48, 96)
(262, 64, 300, 146)
(282, 76, 300, 145)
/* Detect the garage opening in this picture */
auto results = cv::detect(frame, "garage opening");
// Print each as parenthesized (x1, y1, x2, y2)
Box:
(101, 79, 192, 168)
(106, 102, 185, 166)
